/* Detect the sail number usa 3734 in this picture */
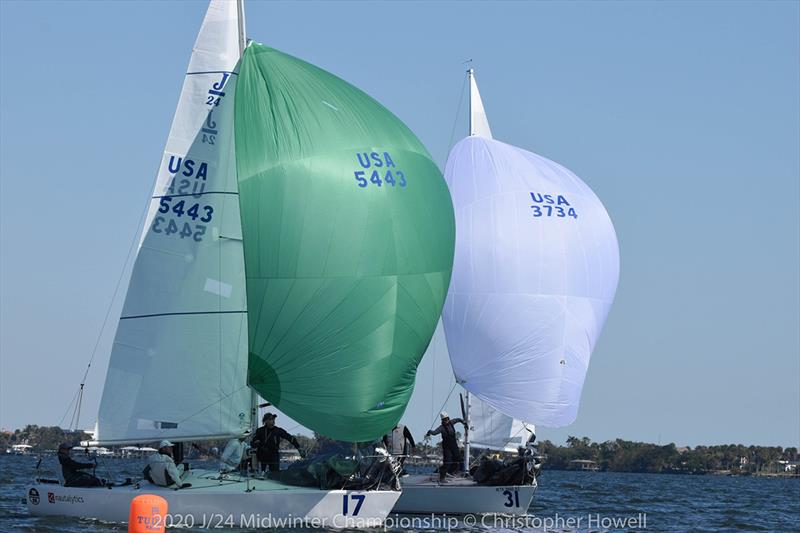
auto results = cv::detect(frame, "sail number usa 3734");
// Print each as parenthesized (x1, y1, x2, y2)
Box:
(530, 192, 577, 219)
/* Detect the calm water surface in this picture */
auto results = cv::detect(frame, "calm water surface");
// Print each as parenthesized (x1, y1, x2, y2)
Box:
(1, 454, 798, 532)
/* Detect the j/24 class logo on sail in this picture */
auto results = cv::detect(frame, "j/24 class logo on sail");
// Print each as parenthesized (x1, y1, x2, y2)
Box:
(354, 151, 407, 188)
(530, 192, 577, 219)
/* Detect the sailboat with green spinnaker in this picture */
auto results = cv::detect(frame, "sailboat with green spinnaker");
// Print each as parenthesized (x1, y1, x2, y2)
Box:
(25, 0, 454, 527)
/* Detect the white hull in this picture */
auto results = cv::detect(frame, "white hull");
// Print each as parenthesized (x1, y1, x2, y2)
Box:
(26, 469, 399, 528)
(392, 474, 536, 515)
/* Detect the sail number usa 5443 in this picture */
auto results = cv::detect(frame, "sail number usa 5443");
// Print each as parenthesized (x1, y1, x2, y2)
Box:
(151, 196, 215, 241)
(353, 151, 407, 188)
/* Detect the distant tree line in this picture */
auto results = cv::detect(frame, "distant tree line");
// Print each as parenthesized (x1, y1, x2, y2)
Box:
(0, 425, 90, 452)
(536, 436, 798, 475)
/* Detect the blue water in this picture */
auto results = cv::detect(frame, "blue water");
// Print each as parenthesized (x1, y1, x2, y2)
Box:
(1, 454, 798, 532)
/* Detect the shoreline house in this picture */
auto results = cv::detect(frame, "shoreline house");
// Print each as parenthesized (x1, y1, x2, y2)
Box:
(568, 459, 599, 471)
(7, 444, 33, 455)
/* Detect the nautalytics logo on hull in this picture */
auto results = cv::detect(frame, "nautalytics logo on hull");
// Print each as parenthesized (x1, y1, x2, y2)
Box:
(47, 492, 84, 504)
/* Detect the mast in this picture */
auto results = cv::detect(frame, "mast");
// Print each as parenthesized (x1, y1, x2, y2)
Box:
(464, 390, 471, 472)
(236, 0, 246, 57)
(237, 0, 255, 437)
(468, 68, 474, 136)
(461, 69, 479, 472)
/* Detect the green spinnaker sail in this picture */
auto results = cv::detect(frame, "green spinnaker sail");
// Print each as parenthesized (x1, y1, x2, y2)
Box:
(234, 44, 455, 442)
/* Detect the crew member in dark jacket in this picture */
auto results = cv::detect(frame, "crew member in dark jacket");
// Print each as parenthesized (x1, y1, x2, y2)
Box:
(57, 443, 103, 487)
(425, 411, 466, 481)
(252, 413, 303, 472)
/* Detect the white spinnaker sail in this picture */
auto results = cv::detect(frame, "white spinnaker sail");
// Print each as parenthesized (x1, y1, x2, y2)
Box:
(469, 395, 533, 452)
(96, 0, 250, 444)
(443, 71, 619, 428)
(408, 322, 531, 451)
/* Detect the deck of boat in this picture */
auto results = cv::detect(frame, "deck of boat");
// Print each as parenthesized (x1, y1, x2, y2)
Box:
(174, 469, 314, 492)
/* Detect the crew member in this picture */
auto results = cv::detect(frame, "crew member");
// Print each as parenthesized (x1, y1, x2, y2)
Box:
(57, 443, 103, 487)
(252, 413, 303, 473)
(383, 424, 416, 473)
(425, 411, 466, 481)
(146, 440, 186, 488)
(219, 431, 250, 472)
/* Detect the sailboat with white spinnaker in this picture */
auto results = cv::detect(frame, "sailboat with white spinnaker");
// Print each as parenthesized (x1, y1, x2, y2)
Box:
(392, 68, 619, 514)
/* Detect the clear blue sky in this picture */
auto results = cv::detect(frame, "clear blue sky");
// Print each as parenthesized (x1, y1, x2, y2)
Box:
(1, 1, 798, 448)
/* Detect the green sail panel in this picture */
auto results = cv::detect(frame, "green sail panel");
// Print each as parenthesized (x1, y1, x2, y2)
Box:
(234, 44, 455, 442)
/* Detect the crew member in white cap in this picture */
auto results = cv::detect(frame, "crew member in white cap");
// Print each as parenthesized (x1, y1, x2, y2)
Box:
(145, 440, 186, 488)
(219, 430, 251, 472)
(425, 411, 466, 481)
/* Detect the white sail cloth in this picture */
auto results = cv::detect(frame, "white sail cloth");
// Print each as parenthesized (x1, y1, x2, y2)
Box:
(443, 136, 619, 428)
(469, 395, 533, 452)
(468, 70, 492, 139)
(408, 321, 531, 451)
(96, 0, 250, 444)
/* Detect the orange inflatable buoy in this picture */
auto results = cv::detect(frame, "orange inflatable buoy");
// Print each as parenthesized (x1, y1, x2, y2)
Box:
(128, 494, 168, 533)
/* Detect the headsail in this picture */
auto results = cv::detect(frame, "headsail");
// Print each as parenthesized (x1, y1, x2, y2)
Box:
(234, 44, 455, 442)
(443, 71, 619, 428)
(96, 0, 250, 444)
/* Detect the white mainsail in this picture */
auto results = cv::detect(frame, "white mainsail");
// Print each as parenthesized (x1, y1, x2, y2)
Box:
(468, 70, 492, 138)
(443, 70, 619, 428)
(468, 395, 533, 452)
(96, 0, 250, 444)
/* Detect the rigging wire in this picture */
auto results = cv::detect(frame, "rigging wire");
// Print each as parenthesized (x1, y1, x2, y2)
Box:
(427, 381, 458, 432)
(72, 384, 85, 432)
(424, 67, 471, 437)
(64, 185, 153, 433)
(57, 387, 81, 429)
(443, 73, 469, 164)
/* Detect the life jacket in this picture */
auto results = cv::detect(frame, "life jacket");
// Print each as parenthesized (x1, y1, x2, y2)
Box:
(388, 425, 406, 455)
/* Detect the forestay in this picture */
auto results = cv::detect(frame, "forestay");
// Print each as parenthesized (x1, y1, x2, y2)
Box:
(96, 0, 250, 444)
(443, 72, 619, 428)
